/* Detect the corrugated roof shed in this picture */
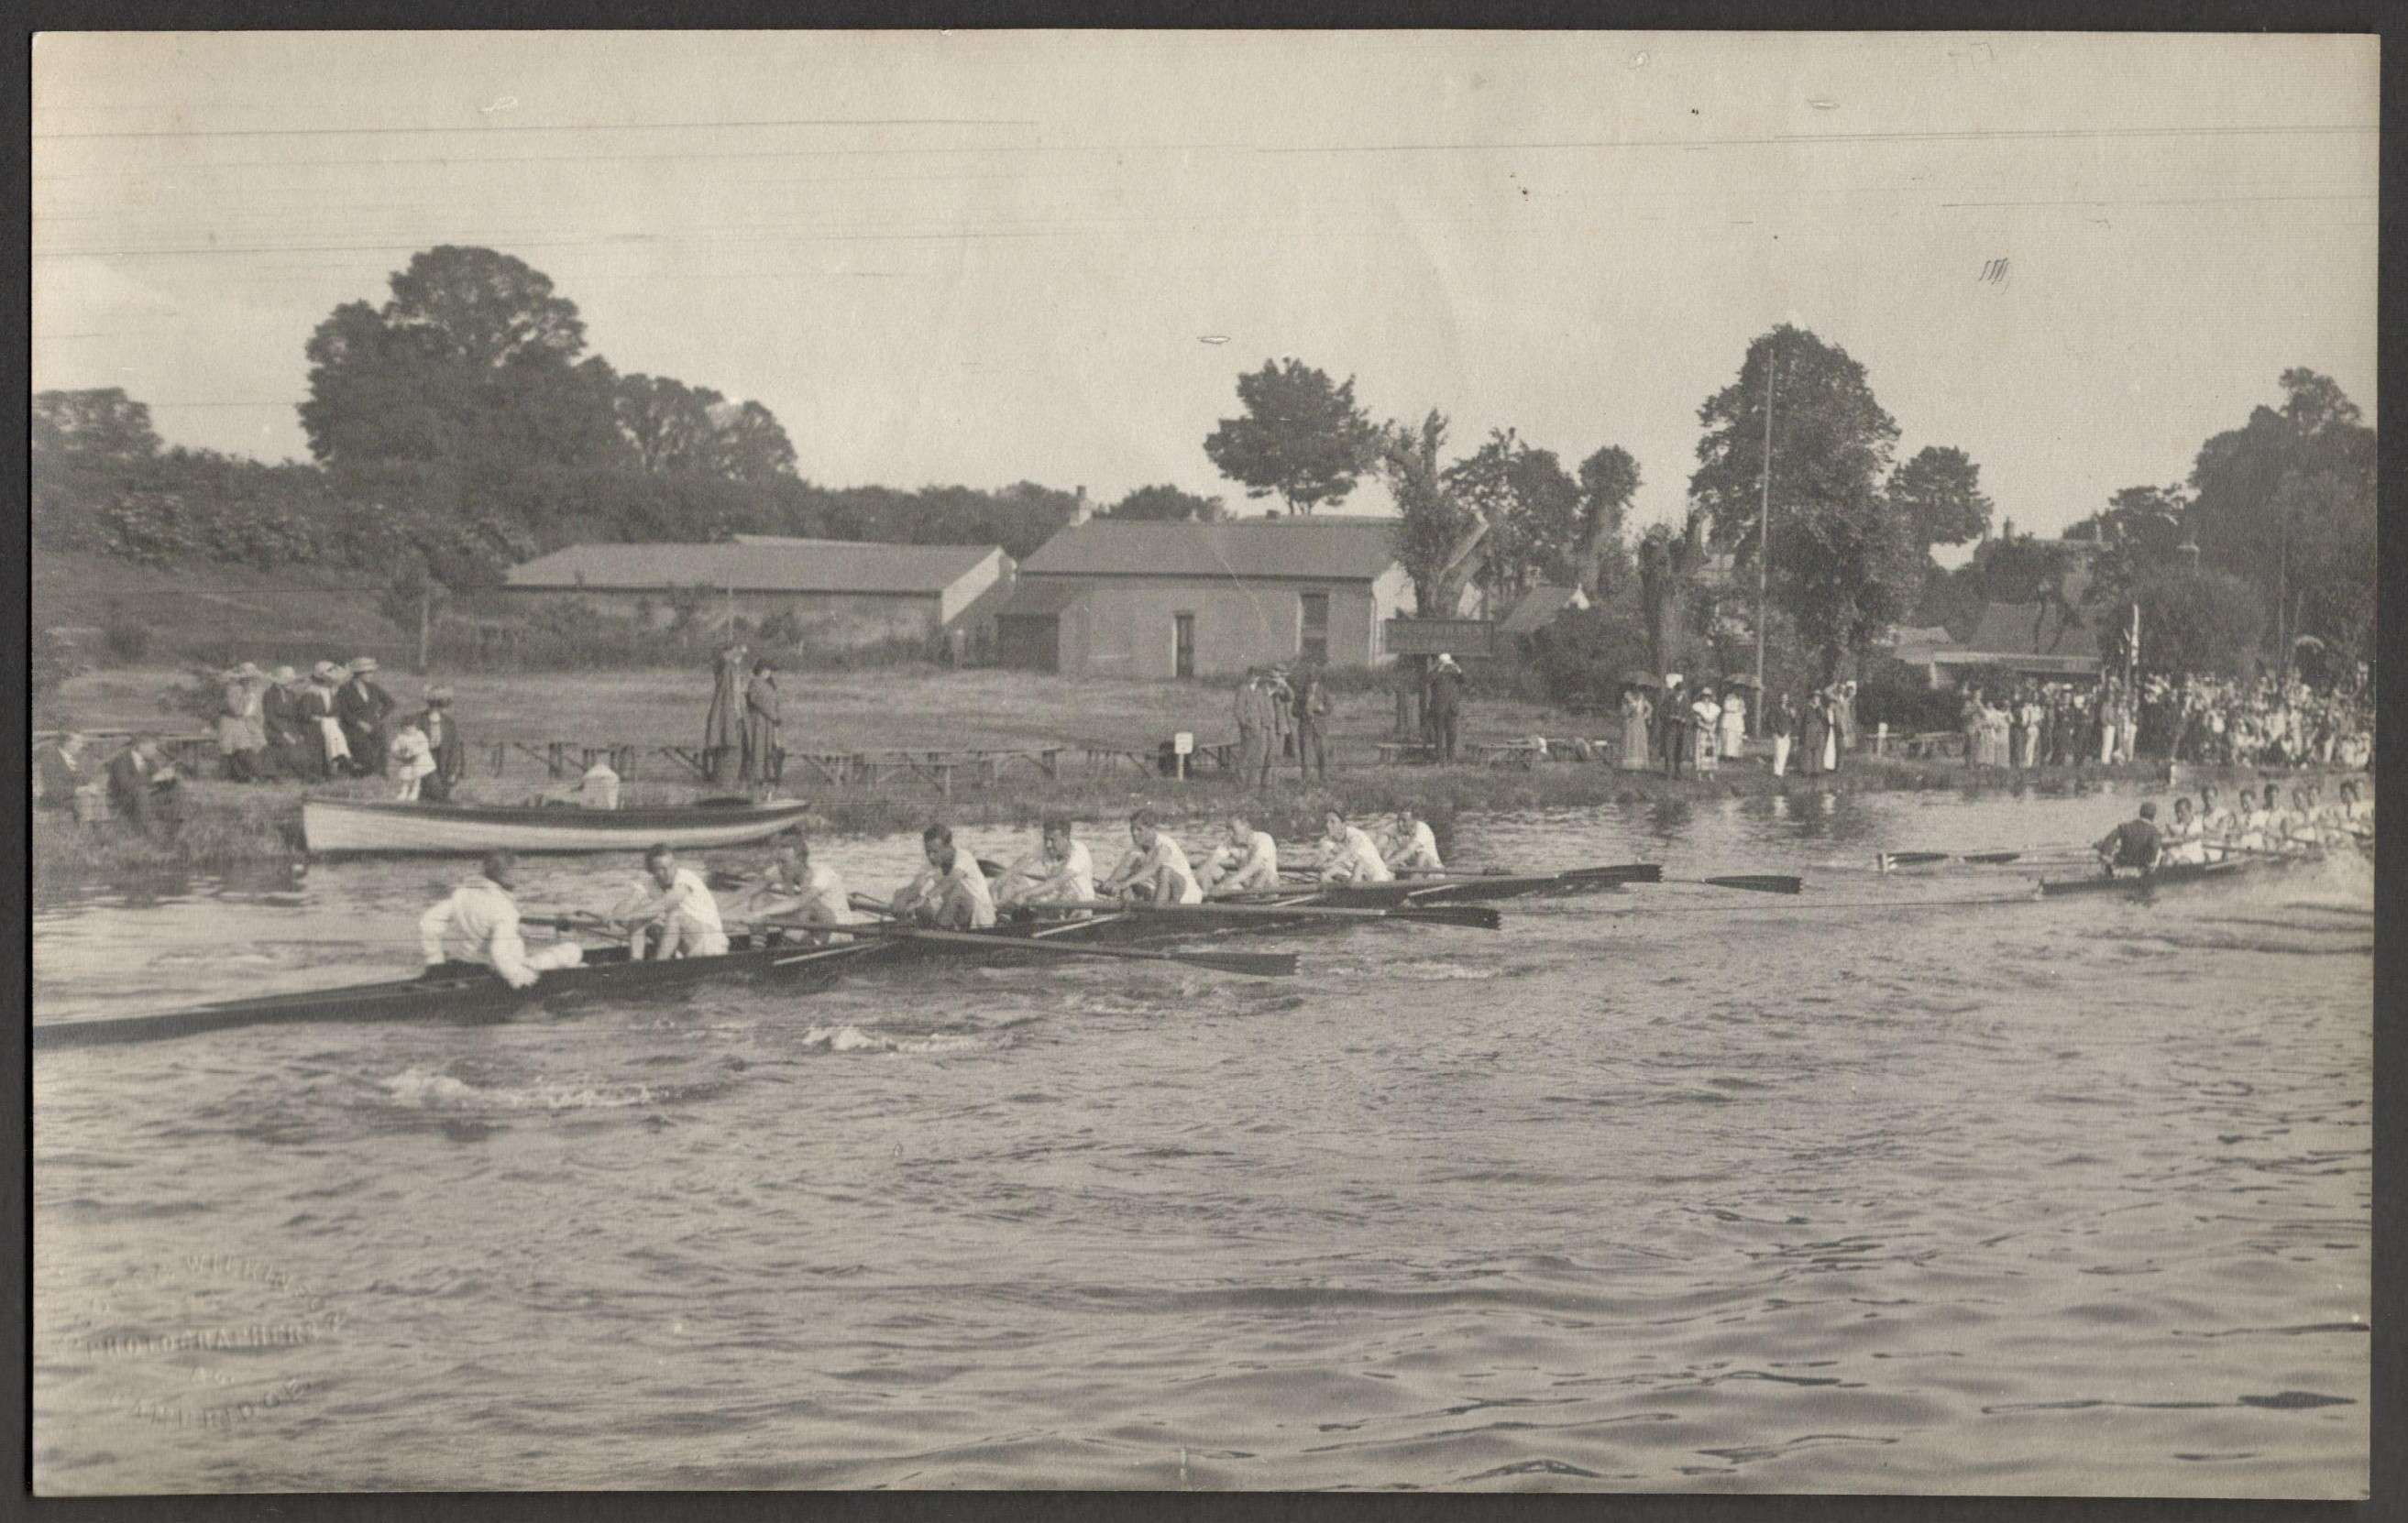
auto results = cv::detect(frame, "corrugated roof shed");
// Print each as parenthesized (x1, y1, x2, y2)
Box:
(1959, 601, 2098, 659)
(1018, 519, 1402, 581)
(507, 540, 998, 596)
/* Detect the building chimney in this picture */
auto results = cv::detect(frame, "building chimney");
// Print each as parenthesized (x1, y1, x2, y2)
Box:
(1071, 486, 1092, 526)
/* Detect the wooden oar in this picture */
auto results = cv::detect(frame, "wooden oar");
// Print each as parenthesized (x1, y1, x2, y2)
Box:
(1559, 863, 1665, 883)
(1122, 899, 1502, 931)
(1685, 874, 1805, 894)
(835, 922, 1297, 978)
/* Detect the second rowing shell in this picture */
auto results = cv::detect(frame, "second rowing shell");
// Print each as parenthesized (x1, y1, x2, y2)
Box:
(302, 797, 816, 857)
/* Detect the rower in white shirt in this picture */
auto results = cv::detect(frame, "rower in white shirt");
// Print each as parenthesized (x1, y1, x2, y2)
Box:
(1316, 809, 1393, 884)
(1100, 807, 1204, 904)
(731, 834, 855, 944)
(891, 823, 998, 928)
(2161, 796, 2206, 865)
(418, 850, 585, 988)
(993, 816, 1096, 910)
(2334, 779, 2372, 842)
(611, 844, 730, 959)
(1382, 805, 1443, 874)
(1197, 810, 1281, 895)
(2195, 784, 2236, 861)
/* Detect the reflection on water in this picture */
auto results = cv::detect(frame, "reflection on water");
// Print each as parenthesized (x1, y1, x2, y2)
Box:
(32, 788, 2371, 1495)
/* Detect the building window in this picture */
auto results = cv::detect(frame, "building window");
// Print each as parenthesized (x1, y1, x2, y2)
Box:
(1300, 591, 1329, 666)
(1173, 612, 1195, 679)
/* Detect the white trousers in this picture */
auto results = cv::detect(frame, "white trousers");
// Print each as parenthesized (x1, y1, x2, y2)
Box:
(1772, 736, 1791, 776)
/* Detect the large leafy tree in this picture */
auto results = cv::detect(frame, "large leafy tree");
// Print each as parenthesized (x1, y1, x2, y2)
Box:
(1572, 444, 1641, 599)
(2132, 565, 2265, 680)
(1886, 444, 1993, 551)
(1382, 411, 1481, 616)
(1443, 429, 1583, 607)
(33, 388, 161, 469)
(301, 246, 631, 489)
(616, 377, 798, 484)
(1103, 484, 1225, 522)
(2185, 367, 2376, 663)
(1203, 358, 1378, 515)
(1690, 325, 1919, 677)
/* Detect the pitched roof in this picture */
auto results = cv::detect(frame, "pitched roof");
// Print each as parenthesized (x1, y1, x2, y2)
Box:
(993, 578, 1088, 619)
(1500, 583, 1588, 636)
(1955, 602, 2100, 660)
(506, 539, 998, 596)
(1017, 518, 1402, 581)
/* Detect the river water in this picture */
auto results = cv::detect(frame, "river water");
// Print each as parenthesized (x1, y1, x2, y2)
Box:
(30, 785, 2372, 1496)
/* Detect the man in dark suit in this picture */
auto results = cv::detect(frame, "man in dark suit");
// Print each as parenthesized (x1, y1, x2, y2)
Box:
(1426, 654, 1465, 764)
(419, 686, 467, 802)
(336, 657, 395, 775)
(106, 734, 181, 838)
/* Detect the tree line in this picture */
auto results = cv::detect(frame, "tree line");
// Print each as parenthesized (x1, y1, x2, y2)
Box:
(1197, 332, 2372, 691)
(32, 245, 1218, 596)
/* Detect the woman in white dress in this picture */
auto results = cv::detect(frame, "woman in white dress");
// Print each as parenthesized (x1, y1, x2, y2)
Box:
(1618, 685, 1655, 772)
(1718, 685, 1748, 761)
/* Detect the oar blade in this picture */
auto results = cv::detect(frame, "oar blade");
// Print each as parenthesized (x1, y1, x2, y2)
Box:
(1961, 851, 2025, 865)
(1390, 904, 1503, 931)
(1562, 862, 1663, 883)
(1700, 874, 1805, 895)
(1177, 950, 1300, 978)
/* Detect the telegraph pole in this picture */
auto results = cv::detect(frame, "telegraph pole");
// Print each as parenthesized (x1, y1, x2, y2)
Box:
(1753, 345, 1778, 736)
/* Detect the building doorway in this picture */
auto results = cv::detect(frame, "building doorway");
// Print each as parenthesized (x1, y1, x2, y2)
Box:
(1300, 591, 1330, 666)
(1173, 612, 1195, 678)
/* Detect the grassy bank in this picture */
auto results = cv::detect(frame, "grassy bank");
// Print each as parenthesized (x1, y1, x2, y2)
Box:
(38, 663, 2347, 889)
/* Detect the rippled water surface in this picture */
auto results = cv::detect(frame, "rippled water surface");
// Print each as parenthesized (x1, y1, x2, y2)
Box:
(32, 788, 2372, 1494)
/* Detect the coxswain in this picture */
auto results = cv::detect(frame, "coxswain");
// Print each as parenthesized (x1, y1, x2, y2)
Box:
(993, 816, 1096, 910)
(1197, 810, 1281, 895)
(2161, 796, 2205, 865)
(612, 843, 731, 959)
(1316, 809, 1394, 884)
(1382, 805, 1443, 874)
(2092, 801, 2165, 879)
(418, 849, 584, 987)
(1100, 807, 1204, 903)
(732, 834, 855, 944)
(891, 823, 998, 927)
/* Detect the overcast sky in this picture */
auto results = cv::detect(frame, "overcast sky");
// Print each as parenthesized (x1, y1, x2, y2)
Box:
(32, 31, 2378, 543)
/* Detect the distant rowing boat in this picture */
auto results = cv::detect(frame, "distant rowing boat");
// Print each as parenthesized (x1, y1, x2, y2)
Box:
(302, 797, 816, 857)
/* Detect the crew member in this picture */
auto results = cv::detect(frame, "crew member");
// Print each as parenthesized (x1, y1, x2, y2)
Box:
(2161, 795, 2206, 865)
(1101, 807, 1204, 904)
(732, 834, 855, 943)
(419, 849, 584, 987)
(1317, 809, 1394, 884)
(614, 843, 731, 959)
(2092, 801, 2165, 879)
(892, 823, 998, 928)
(1197, 811, 1281, 895)
(2196, 784, 2235, 860)
(1383, 805, 1443, 874)
(994, 816, 1096, 910)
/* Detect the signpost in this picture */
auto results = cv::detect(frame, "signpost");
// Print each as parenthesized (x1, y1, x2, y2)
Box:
(1173, 730, 1193, 782)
